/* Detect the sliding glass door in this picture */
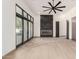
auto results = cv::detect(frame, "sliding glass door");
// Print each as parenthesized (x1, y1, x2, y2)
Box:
(24, 20, 27, 42)
(16, 17, 22, 46)
(30, 23, 33, 38)
(28, 22, 33, 39)
(16, 4, 34, 47)
(29, 22, 31, 39)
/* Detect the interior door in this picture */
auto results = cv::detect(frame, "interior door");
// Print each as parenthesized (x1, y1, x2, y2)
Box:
(66, 20, 69, 39)
(72, 17, 76, 41)
(56, 21, 59, 37)
(40, 15, 53, 37)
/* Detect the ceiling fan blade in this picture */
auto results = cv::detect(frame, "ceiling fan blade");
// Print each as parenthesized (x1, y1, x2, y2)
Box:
(53, 9, 56, 13)
(42, 6, 51, 8)
(55, 1, 61, 7)
(49, 9, 52, 14)
(55, 8, 63, 11)
(43, 8, 51, 12)
(57, 6, 66, 8)
(48, 2, 54, 8)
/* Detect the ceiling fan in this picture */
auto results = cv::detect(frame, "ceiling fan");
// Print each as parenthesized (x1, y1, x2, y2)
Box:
(42, 0, 66, 14)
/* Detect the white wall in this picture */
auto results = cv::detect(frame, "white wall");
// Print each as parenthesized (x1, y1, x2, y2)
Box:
(53, 15, 66, 37)
(59, 20, 66, 36)
(65, 7, 76, 39)
(2, 0, 16, 56)
(57, 15, 67, 37)
(53, 15, 59, 37)
(58, 7, 76, 39)
(52, 7, 76, 39)
(34, 15, 40, 37)
(2, 0, 35, 56)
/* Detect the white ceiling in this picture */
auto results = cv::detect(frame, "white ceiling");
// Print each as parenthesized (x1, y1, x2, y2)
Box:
(24, 0, 76, 15)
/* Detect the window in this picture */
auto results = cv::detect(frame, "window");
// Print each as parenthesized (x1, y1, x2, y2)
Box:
(24, 12, 27, 18)
(28, 15, 31, 20)
(16, 5, 22, 15)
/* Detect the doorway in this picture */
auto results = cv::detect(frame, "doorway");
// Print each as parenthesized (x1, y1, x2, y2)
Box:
(56, 21, 59, 37)
(66, 20, 69, 39)
(72, 17, 76, 41)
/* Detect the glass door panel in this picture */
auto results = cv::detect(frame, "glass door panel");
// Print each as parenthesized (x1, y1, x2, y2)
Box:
(29, 22, 31, 39)
(16, 17, 22, 46)
(24, 20, 27, 42)
(28, 15, 31, 20)
(27, 21, 29, 40)
(30, 23, 32, 38)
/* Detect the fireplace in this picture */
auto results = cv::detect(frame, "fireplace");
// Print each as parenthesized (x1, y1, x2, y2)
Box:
(40, 15, 53, 37)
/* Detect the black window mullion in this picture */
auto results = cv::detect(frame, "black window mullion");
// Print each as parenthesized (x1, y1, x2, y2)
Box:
(22, 10, 24, 44)
(32, 18, 34, 38)
(27, 14, 29, 40)
(16, 4, 34, 47)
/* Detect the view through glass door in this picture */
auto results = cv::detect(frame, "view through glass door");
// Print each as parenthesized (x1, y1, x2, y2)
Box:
(24, 20, 27, 42)
(16, 17, 22, 46)
(16, 4, 34, 47)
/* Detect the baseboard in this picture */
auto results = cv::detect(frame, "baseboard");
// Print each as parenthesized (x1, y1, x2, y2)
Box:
(33, 36, 40, 38)
(59, 35, 66, 37)
(34, 36, 60, 37)
(16, 37, 33, 48)
(72, 39, 76, 41)
(3, 37, 34, 58)
(2, 48, 16, 58)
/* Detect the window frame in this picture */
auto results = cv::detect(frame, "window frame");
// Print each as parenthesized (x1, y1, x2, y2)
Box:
(16, 4, 34, 48)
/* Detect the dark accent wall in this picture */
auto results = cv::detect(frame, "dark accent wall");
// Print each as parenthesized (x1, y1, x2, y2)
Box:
(40, 15, 53, 37)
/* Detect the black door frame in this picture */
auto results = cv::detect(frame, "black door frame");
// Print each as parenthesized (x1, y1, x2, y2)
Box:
(16, 4, 34, 48)
(56, 21, 59, 37)
(66, 20, 69, 39)
(16, 16, 23, 47)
